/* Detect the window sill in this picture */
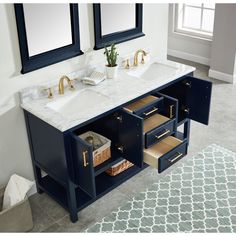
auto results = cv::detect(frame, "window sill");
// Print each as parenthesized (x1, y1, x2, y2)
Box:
(171, 30, 212, 45)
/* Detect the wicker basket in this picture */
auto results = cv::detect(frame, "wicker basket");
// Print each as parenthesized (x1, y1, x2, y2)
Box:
(79, 131, 111, 167)
(106, 160, 134, 176)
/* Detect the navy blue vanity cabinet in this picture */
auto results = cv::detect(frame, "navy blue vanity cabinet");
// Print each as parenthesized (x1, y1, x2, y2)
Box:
(24, 112, 70, 185)
(117, 110, 143, 167)
(144, 93, 179, 148)
(70, 134, 96, 198)
(24, 73, 212, 223)
(132, 97, 164, 119)
(159, 76, 212, 125)
(69, 109, 144, 200)
(143, 118, 190, 173)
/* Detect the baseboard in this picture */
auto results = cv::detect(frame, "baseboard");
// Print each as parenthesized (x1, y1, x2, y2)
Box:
(209, 69, 236, 84)
(168, 49, 210, 66)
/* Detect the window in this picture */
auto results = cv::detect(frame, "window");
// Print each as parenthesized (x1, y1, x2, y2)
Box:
(175, 3, 215, 39)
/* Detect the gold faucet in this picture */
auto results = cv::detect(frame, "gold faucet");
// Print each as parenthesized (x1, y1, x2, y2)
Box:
(44, 88, 53, 99)
(125, 59, 130, 69)
(133, 49, 147, 66)
(58, 75, 74, 95)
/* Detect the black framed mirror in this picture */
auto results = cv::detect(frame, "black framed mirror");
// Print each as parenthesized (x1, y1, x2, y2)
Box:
(14, 4, 83, 74)
(93, 4, 145, 50)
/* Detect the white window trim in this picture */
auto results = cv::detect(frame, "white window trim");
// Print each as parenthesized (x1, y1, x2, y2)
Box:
(174, 4, 214, 40)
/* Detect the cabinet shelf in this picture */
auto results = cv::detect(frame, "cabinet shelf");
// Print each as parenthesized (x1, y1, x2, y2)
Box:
(39, 175, 93, 211)
(39, 175, 68, 210)
(94, 147, 124, 176)
(94, 154, 124, 177)
(38, 166, 148, 213)
(95, 163, 148, 197)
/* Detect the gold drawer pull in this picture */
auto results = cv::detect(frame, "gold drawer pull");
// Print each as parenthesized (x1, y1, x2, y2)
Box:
(169, 152, 183, 163)
(169, 105, 174, 119)
(155, 129, 170, 139)
(83, 150, 89, 167)
(143, 107, 158, 116)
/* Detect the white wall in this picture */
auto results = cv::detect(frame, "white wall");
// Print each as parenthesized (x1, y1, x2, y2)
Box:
(209, 4, 236, 83)
(167, 4, 211, 66)
(0, 3, 169, 186)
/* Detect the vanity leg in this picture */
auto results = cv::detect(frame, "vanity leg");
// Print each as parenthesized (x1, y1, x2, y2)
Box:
(35, 166, 44, 194)
(184, 119, 191, 142)
(24, 111, 44, 194)
(66, 181, 78, 223)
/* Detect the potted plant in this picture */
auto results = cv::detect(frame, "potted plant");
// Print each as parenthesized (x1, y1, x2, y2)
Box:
(104, 44, 119, 79)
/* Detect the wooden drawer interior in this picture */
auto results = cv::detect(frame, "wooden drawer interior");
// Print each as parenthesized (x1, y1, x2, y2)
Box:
(143, 136, 182, 168)
(143, 113, 170, 133)
(123, 95, 159, 113)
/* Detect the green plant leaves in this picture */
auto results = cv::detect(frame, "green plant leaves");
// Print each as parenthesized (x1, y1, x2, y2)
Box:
(104, 43, 119, 67)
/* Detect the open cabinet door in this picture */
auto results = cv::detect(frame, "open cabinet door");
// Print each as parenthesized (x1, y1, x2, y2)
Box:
(185, 76, 212, 125)
(71, 134, 96, 198)
(118, 110, 143, 168)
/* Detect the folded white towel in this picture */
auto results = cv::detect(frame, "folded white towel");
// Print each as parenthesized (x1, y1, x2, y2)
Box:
(2, 174, 33, 210)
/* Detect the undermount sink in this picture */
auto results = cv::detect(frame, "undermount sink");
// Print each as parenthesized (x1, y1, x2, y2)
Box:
(46, 89, 112, 118)
(125, 62, 178, 80)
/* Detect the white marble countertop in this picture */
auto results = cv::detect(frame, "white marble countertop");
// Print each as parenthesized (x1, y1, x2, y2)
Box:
(20, 59, 195, 132)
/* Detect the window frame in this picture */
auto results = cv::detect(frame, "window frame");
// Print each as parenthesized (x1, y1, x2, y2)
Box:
(174, 3, 215, 40)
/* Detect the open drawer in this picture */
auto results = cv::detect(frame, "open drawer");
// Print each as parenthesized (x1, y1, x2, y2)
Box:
(143, 113, 176, 148)
(123, 93, 178, 148)
(144, 136, 188, 173)
(123, 95, 164, 118)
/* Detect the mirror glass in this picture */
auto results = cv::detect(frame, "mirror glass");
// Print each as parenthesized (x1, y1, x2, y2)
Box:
(15, 3, 83, 73)
(23, 4, 72, 56)
(93, 4, 144, 50)
(100, 4, 136, 36)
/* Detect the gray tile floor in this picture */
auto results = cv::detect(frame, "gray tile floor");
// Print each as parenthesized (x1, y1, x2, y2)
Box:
(29, 56, 236, 232)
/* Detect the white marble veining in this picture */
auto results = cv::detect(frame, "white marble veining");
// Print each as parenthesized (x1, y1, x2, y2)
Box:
(20, 58, 195, 132)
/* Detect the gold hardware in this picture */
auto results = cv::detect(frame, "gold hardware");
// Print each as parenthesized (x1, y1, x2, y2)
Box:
(184, 108, 190, 114)
(117, 146, 124, 153)
(155, 129, 170, 139)
(44, 88, 53, 99)
(185, 81, 191, 87)
(58, 75, 74, 95)
(125, 59, 130, 69)
(169, 105, 174, 118)
(169, 152, 183, 163)
(83, 150, 89, 167)
(116, 115, 123, 122)
(143, 107, 158, 116)
(141, 54, 145, 64)
(133, 49, 147, 66)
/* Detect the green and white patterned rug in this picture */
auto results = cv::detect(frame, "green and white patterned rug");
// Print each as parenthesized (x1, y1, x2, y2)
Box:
(86, 144, 236, 233)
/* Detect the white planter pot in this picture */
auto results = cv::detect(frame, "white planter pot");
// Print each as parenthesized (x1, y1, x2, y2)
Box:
(106, 65, 118, 79)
